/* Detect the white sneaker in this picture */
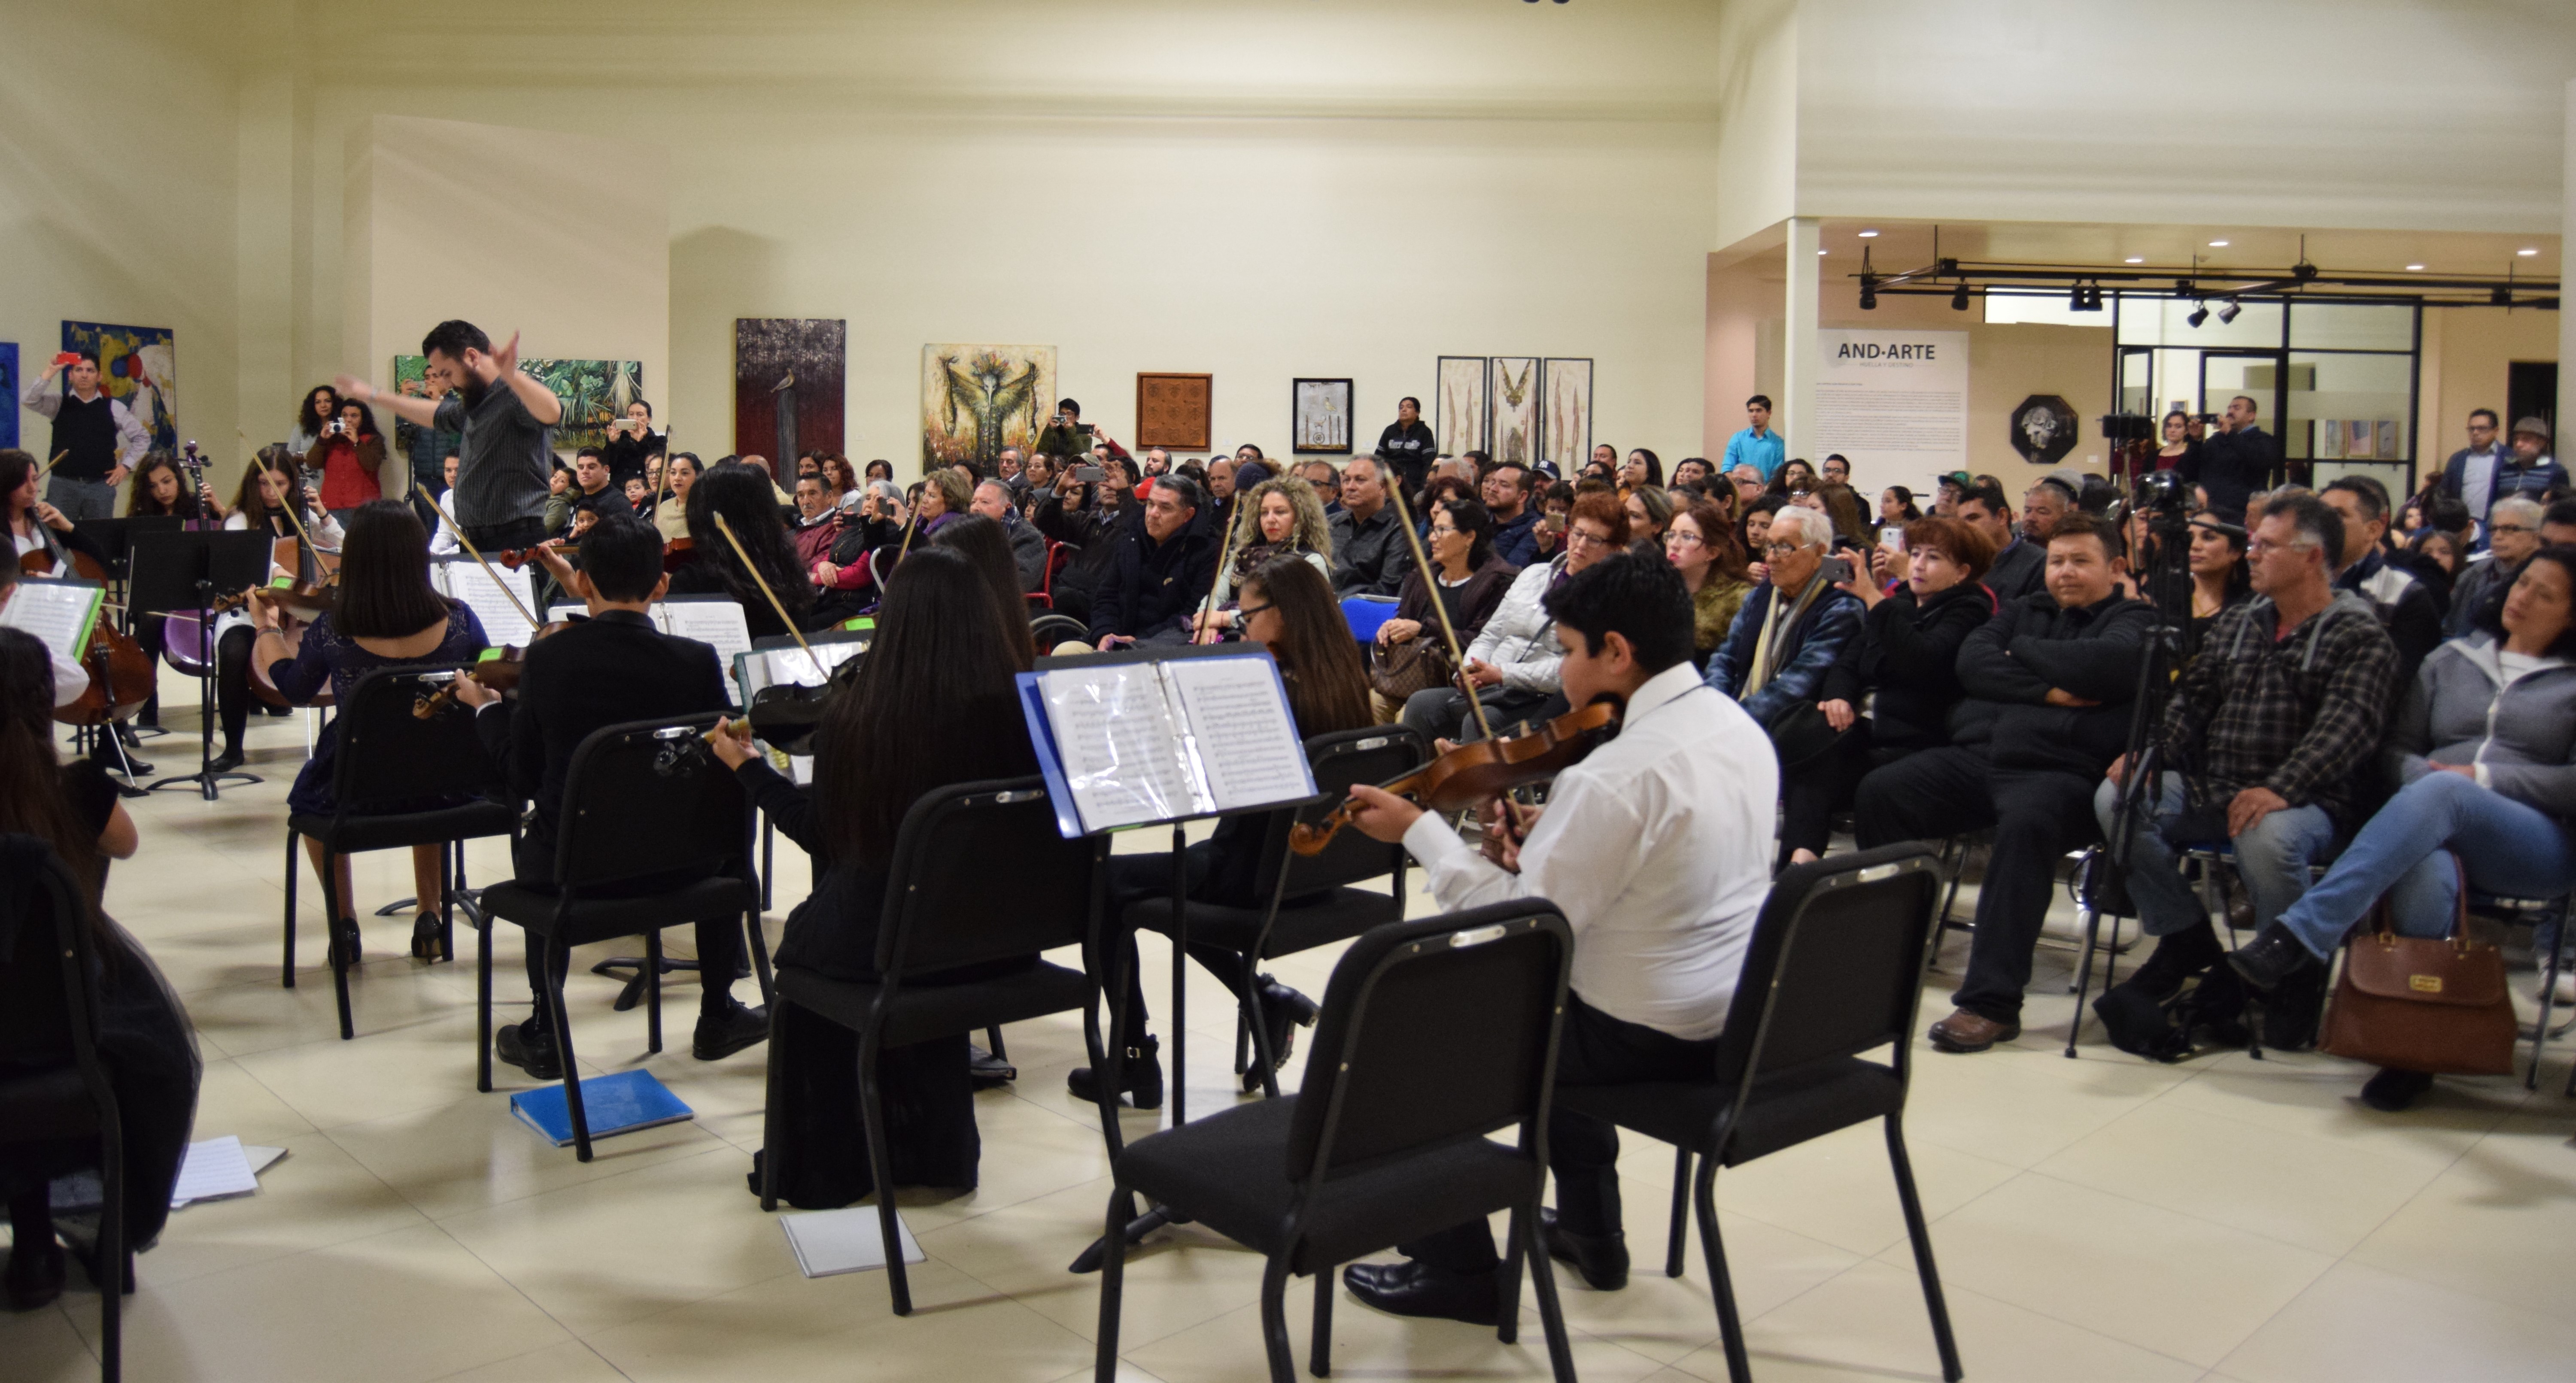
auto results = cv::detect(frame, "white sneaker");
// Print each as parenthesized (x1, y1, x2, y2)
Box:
(2531, 970, 2576, 1008)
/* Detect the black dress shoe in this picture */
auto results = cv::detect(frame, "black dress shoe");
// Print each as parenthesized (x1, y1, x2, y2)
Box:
(692, 1000, 770, 1061)
(208, 746, 246, 773)
(2225, 925, 2320, 992)
(1069, 1034, 1163, 1110)
(1243, 977, 1319, 1089)
(969, 1044, 1017, 1089)
(1342, 1259, 1502, 1326)
(2359, 1067, 2434, 1113)
(495, 1019, 564, 1080)
(1537, 1208, 1629, 1290)
(4, 1235, 64, 1311)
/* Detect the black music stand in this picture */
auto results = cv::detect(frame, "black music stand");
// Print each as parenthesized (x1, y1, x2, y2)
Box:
(76, 517, 183, 740)
(129, 530, 272, 800)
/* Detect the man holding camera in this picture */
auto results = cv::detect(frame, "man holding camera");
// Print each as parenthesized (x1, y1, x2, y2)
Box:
(2090, 493, 2397, 1054)
(2179, 395, 2281, 522)
(22, 352, 151, 521)
(1035, 397, 1128, 474)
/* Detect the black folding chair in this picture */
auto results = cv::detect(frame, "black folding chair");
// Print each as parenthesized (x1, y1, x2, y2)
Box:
(756, 776, 1109, 1316)
(1124, 725, 1426, 1097)
(282, 667, 516, 1040)
(477, 716, 769, 1161)
(0, 836, 125, 1382)
(1096, 903, 1579, 1383)
(1554, 843, 1962, 1383)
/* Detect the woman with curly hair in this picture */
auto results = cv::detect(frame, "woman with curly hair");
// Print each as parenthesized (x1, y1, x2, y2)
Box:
(1196, 474, 1333, 636)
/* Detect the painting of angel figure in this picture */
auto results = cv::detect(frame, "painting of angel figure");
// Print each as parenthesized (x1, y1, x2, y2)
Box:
(1488, 355, 1540, 469)
(923, 343, 1056, 472)
(61, 321, 176, 455)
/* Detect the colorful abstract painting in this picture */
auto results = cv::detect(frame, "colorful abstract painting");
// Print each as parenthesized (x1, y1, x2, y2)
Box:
(61, 321, 176, 454)
(735, 319, 846, 465)
(0, 343, 16, 450)
(391, 355, 642, 453)
(922, 343, 1056, 472)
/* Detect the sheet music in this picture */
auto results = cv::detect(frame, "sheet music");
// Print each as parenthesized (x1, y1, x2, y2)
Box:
(654, 599, 755, 706)
(1039, 664, 1201, 832)
(1166, 656, 1315, 813)
(438, 560, 542, 640)
(737, 640, 865, 701)
(0, 579, 103, 664)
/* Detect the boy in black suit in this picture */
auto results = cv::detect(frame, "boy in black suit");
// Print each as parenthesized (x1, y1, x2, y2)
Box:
(456, 511, 766, 1078)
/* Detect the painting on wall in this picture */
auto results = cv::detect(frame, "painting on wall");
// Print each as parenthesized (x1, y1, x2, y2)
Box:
(923, 343, 1055, 472)
(736, 319, 846, 466)
(2008, 394, 2078, 464)
(392, 354, 641, 453)
(0, 344, 16, 450)
(1292, 378, 1353, 454)
(1540, 358, 1592, 472)
(1435, 356, 1487, 455)
(61, 321, 175, 455)
(1487, 356, 1540, 468)
(1137, 373, 1212, 451)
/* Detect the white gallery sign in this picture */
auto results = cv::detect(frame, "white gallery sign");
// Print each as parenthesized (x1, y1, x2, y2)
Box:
(1813, 329, 1968, 483)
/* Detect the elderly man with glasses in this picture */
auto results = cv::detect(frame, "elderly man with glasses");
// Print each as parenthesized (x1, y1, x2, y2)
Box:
(2447, 495, 2546, 636)
(1702, 504, 1864, 733)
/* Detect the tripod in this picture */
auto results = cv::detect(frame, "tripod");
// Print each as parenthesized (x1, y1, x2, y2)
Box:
(131, 530, 271, 801)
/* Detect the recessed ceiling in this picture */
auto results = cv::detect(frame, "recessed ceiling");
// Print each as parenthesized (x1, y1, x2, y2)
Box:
(1724, 219, 2564, 282)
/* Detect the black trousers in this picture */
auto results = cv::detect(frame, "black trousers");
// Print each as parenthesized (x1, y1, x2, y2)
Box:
(216, 625, 257, 750)
(1852, 746, 2101, 1024)
(1776, 725, 1912, 869)
(1402, 992, 1721, 1274)
(509, 834, 741, 1023)
(1101, 846, 1259, 1035)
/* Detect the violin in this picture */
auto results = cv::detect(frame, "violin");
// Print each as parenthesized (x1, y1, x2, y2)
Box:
(19, 546, 158, 726)
(1287, 700, 1619, 857)
(410, 621, 574, 719)
(663, 535, 698, 572)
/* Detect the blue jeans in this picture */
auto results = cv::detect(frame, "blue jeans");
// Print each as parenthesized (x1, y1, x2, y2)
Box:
(46, 475, 118, 522)
(2095, 773, 2338, 938)
(2274, 771, 2576, 960)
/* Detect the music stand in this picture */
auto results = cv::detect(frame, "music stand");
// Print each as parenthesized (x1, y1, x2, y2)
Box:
(76, 517, 184, 740)
(128, 530, 271, 800)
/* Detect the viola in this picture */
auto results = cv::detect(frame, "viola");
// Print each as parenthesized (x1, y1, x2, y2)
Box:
(409, 621, 574, 719)
(1287, 699, 1619, 857)
(19, 546, 158, 726)
(663, 535, 699, 573)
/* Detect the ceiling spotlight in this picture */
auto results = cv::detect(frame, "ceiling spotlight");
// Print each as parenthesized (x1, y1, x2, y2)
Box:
(2068, 281, 2086, 310)
(2493, 286, 2516, 306)
(2208, 239, 2230, 248)
(2087, 281, 2107, 311)
(1818, 248, 1829, 255)
(2187, 301, 2211, 328)
(1950, 282, 1970, 311)
(2125, 256, 2145, 264)
(2405, 264, 2426, 271)
(2216, 297, 2242, 324)
(2519, 248, 2540, 256)
(1858, 229, 1880, 238)
(1859, 276, 1879, 311)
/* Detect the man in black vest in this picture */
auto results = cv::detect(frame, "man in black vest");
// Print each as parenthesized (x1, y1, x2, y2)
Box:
(21, 352, 150, 521)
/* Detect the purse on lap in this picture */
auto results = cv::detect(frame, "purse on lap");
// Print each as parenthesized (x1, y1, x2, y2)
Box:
(2318, 863, 2516, 1076)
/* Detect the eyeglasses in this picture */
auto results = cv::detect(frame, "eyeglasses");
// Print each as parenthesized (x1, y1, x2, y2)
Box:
(1762, 541, 1817, 556)
(2491, 523, 2536, 535)
(1235, 601, 1273, 621)
(2245, 538, 2316, 558)
(1564, 529, 1613, 550)
(1666, 531, 1706, 549)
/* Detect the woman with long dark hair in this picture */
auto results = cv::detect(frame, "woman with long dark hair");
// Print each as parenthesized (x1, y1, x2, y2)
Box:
(651, 451, 700, 543)
(1373, 495, 1519, 719)
(1665, 497, 1754, 669)
(670, 461, 814, 639)
(124, 451, 222, 523)
(709, 546, 1039, 1206)
(4, 448, 106, 568)
(288, 385, 339, 456)
(930, 514, 1037, 670)
(1071, 554, 1376, 1107)
(0, 627, 198, 1310)
(309, 398, 387, 523)
(254, 499, 486, 959)
(1619, 447, 1664, 492)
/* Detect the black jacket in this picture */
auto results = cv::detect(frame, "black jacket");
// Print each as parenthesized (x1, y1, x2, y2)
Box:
(1375, 420, 1436, 497)
(1950, 589, 2154, 778)
(2334, 548, 2445, 686)
(2181, 425, 2281, 519)
(1035, 488, 1142, 607)
(1983, 537, 2046, 605)
(474, 609, 731, 845)
(1091, 517, 1219, 641)
(1819, 581, 1995, 752)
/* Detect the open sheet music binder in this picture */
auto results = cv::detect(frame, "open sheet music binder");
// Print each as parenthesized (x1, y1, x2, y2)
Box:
(733, 624, 871, 705)
(539, 595, 758, 706)
(0, 577, 105, 664)
(1018, 644, 1318, 839)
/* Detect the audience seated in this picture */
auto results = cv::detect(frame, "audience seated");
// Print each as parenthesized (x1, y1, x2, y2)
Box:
(1779, 515, 1996, 870)
(2091, 493, 2400, 1057)
(1481, 461, 1540, 566)
(2321, 476, 2444, 683)
(1400, 490, 1626, 743)
(2227, 543, 2576, 1111)
(1199, 476, 1332, 637)
(1960, 482, 2041, 602)
(1088, 473, 1217, 649)
(969, 478, 1047, 591)
(930, 514, 1038, 670)
(2447, 495, 2543, 636)
(1703, 504, 1863, 742)
(1032, 455, 1141, 624)
(1371, 495, 1519, 722)
(1662, 495, 1753, 671)
(1855, 513, 2151, 1053)
(669, 461, 816, 639)
(1326, 455, 1406, 595)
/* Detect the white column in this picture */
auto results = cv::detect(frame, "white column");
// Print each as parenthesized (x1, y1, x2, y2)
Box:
(1783, 216, 1821, 465)
(2560, 80, 2576, 446)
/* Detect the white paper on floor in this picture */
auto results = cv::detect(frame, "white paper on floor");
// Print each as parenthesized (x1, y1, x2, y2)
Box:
(781, 1206, 925, 1277)
(170, 1136, 285, 1209)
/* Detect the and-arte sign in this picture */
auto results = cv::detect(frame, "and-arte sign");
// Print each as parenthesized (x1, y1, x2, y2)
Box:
(1813, 328, 1968, 486)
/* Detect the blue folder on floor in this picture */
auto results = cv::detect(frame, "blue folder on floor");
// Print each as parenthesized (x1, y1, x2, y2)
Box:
(508, 1069, 693, 1147)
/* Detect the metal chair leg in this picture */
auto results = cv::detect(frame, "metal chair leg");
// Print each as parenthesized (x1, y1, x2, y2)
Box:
(1522, 1198, 1578, 1383)
(543, 939, 593, 1162)
(1309, 1258, 1335, 1376)
(644, 929, 663, 1055)
(1665, 1145, 1692, 1277)
(1492, 1207, 1525, 1347)
(759, 996, 791, 1211)
(323, 846, 355, 1040)
(1694, 1156, 1753, 1383)
(1886, 1116, 1964, 1381)
(1258, 1254, 1296, 1382)
(1095, 1183, 1133, 1382)
(282, 827, 300, 988)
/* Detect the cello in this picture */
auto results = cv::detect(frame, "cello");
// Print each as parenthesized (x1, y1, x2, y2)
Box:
(20, 544, 158, 727)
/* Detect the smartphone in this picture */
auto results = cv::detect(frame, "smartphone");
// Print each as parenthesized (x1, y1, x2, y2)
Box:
(1076, 423, 1096, 436)
(1818, 554, 1855, 586)
(52, 351, 81, 368)
(1878, 525, 1906, 553)
(1073, 465, 1108, 482)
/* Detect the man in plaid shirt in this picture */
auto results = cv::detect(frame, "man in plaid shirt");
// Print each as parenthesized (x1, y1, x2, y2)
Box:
(2093, 492, 2399, 1045)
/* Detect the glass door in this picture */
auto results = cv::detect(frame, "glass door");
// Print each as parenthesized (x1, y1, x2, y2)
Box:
(2199, 349, 2287, 456)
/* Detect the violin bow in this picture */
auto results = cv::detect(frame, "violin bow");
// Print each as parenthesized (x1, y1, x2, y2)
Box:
(33, 450, 73, 481)
(711, 512, 820, 667)
(1383, 479, 1495, 743)
(1193, 485, 1253, 645)
(415, 482, 541, 633)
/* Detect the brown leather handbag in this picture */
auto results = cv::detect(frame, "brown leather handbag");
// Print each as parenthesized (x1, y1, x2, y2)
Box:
(2318, 865, 2517, 1076)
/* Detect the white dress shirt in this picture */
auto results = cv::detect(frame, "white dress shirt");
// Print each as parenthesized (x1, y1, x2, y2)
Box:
(1400, 661, 1777, 1040)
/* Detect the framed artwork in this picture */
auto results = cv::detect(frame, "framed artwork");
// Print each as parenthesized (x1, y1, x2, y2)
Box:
(0, 343, 16, 450)
(922, 343, 1056, 471)
(1487, 356, 1540, 468)
(2008, 394, 2079, 464)
(61, 321, 175, 455)
(737, 319, 846, 464)
(1137, 373, 1213, 451)
(394, 354, 641, 453)
(1292, 378, 1353, 454)
(1540, 358, 1592, 471)
(1435, 356, 1487, 455)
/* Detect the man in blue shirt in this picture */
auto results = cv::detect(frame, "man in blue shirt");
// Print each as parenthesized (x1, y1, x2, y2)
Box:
(1721, 394, 1786, 481)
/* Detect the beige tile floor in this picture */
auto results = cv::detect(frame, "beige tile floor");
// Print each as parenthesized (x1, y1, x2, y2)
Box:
(14, 699, 2576, 1382)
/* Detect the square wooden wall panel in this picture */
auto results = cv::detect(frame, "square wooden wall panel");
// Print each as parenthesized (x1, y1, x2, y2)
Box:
(1136, 373, 1212, 451)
